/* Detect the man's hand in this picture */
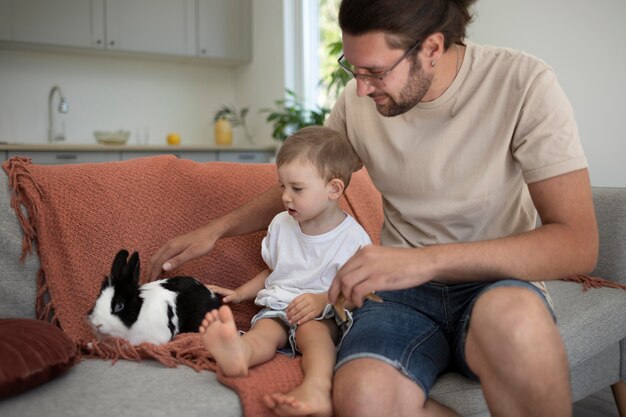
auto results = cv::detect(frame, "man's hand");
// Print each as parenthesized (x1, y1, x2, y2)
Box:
(147, 186, 284, 282)
(286, 293, 328, 325)
(328, 245, 432, 308)
(148, 225, 220, 281)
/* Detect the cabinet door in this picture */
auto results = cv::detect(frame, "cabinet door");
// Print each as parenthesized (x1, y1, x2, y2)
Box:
(121, 151, 217, 162)
(197, 0, 251, 61)
(6, 0, 105, 48)
(0, 0, 11, 41)
(7, 151, 119, 165)
(218, 151, 273, 163)
(106, 0, 195, 56)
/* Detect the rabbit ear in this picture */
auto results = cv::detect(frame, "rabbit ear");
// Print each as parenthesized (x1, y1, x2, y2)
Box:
(126, 251, 141, 285)
(111, 249, 130, 279)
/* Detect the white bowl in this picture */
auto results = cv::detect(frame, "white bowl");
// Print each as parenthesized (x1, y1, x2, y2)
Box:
(94, 130, 130, 145)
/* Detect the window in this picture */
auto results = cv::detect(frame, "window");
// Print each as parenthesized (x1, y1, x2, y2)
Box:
(283, 0, 319, 112)
(318, 0, 343, 108)
(283, 0, 344, 112)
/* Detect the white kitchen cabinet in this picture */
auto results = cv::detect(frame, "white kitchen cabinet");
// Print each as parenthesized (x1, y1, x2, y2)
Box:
(0, 0, 105, 48)
(0, 0, 12, 41)
(105, 0, 195, 56)
(0, 0, 250, 62)
(121, 151, 217, 162)
(2, 146, 275, 165)
(0, 0, 191, 55)
(218, 151, 273, 163)
(7, 150, 119, 165)
(197, 0, 251, 61)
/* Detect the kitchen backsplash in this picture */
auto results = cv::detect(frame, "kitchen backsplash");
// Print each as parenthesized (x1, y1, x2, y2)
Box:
(0, 48, 274, 146)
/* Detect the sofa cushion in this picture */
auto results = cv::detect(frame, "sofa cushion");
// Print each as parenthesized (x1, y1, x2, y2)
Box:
(547, 280, 626, 367)
(0, 169, 39, 319)
(0, 318, 78, 399)
(0, 359, 242, 417)
(592, 187, 626, 285)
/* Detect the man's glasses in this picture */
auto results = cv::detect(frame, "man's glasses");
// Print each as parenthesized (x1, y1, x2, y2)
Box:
(337, 40, 422, 87)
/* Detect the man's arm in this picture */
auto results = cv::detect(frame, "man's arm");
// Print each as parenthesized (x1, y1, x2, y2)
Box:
(148, 185, 284, 280)
(329, 169, 599, 306)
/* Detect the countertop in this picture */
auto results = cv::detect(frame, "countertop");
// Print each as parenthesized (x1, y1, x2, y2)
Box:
(0, 142, 276, 152)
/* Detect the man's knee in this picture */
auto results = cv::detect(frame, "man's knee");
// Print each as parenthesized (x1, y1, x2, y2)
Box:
(471, 286, 554, 343)
(334, 360, 380, 416)
(466, 287, 571, 414)
(333, 358, 427, 417)
(466, 286, 565, 376)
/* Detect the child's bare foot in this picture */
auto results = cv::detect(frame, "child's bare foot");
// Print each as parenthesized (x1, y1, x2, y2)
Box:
(200, 305, 249, 377)
(263, 382, 332, 417)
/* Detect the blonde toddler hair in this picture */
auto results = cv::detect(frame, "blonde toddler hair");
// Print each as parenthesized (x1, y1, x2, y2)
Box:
(276, 126, 362, 188)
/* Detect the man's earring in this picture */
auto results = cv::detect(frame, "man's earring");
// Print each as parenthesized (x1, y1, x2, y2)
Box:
(431, 60, 436, 67)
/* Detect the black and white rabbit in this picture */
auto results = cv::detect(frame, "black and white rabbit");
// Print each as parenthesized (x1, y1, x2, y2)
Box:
(88, 249, 222, 345)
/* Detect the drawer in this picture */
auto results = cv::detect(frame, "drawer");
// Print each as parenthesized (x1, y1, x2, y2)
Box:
(217, 151, 273, 163)
(7, 151, 119, 165)
(121, 151, 217, 162)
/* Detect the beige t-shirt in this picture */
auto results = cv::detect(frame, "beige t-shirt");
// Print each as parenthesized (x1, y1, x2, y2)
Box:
(326, 42, 587, 291)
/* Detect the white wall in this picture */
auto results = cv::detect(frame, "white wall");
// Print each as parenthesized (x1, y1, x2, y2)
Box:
(468, 0, 626, 187)
(0, 50, 235, 146)
(235, 0, 285, 146)
(0, 0, 285, 147)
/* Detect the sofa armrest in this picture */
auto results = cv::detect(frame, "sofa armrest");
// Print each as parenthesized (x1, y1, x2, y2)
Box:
(0, 168, 40, 318)
(591, 187, 626, 286)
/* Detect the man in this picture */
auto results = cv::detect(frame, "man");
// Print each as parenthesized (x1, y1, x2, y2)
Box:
(150, 1, 598, 416)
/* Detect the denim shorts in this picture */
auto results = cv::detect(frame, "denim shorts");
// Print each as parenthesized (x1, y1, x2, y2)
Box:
(335, 279, 555, 396)
(251, 304, 353, 358)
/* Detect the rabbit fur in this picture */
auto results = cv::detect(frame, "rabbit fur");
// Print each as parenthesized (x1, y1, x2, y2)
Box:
(88, 249, 221, 345)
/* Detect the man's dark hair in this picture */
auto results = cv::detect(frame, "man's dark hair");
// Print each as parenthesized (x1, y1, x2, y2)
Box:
(339, 0, 477, 51)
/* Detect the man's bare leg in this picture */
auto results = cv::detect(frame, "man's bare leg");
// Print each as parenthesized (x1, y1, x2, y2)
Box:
(465, 287, 572, 417)
(333, 358, 460, 417)
(199, 305, 287, 377)
(263, 320, 337, 417)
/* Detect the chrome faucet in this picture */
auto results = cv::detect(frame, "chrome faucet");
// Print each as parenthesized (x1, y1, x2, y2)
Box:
(48, 85, 69, 142)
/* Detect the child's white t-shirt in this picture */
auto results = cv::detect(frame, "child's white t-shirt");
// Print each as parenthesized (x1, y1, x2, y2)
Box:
(255, 211, 372, 310)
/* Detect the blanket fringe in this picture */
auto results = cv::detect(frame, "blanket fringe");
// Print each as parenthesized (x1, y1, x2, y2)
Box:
(2, 157, 43, 261)
(80, 334, 217, 372)
(562, 274, 626, 291)
(35, 268, 61, 324)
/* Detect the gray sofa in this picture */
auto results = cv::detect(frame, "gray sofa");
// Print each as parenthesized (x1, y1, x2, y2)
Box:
(0, 165, 625, 417)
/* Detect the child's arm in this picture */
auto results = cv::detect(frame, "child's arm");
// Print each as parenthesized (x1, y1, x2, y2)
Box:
(207, 268, 270, 304)
(286, 292, 329, 325)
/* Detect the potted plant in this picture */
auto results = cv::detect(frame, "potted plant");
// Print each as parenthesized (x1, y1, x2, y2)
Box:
(261, 89, 330, 142)
(321, 40, 351, 101)
(213, 105, 253, 144)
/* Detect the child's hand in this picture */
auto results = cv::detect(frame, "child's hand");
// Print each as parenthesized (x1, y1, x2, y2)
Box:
(286, 293, 328, 325)
(206, 285, 242, 304)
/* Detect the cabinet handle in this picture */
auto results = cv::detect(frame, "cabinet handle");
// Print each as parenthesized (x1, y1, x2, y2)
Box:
(55, 154, 78, 160)
(109, 40, 116, 46)
(201, 48, 207, 54)
(237, 154, 255, 160)
(96, 39, 102, 45)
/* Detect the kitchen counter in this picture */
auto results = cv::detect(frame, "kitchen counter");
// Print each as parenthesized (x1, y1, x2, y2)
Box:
(0, 143, 276, 152)
(1, 143, 277, 165)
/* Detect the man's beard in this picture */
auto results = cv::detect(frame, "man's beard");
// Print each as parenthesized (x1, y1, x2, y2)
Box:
(370, 58, 433, 117)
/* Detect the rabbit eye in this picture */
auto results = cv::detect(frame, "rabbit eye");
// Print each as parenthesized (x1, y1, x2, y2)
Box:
(114, 302, 125, 313)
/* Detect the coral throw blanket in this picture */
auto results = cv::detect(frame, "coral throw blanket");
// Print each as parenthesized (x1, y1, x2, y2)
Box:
(2, 155, 383, 417)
